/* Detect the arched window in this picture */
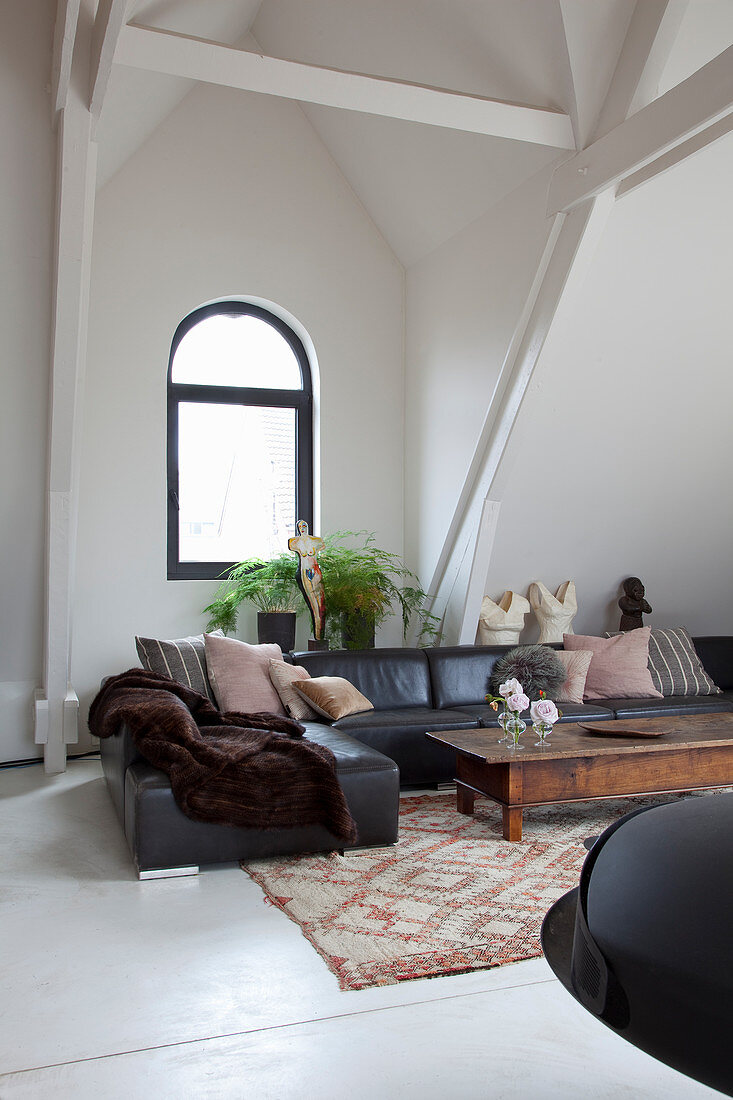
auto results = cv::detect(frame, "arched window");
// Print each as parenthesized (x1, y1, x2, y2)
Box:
(167, 301, 313, 580)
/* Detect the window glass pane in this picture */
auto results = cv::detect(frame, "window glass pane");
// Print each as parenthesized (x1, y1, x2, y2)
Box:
(178, 402, 296, 562)
(172, 314, 302, 389)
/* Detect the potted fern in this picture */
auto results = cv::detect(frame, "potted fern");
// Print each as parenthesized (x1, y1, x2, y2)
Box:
(204, 532, 441, 652)
(204, 553, 301, 650)
(317, 532, 441, 650)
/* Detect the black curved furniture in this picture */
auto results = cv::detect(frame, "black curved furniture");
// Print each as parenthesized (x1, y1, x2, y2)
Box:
(542, 794, 733, 1096)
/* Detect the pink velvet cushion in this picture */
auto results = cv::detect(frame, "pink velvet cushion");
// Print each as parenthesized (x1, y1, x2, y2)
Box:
(555, 649, 594, 704)
(204, 634, 286, 715)
(563, 628, 662, 700)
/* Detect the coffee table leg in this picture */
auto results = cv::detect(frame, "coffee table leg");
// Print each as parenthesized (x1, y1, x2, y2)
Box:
(502, 806, 523, 841)
(456, 783, 476, 815)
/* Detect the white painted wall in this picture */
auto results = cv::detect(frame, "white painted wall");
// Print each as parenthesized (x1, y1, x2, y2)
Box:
(406, 133, 733, 643)
(0, 0, 55, 762)
(404, 165, 556, 586)
(72, 79, 404, 737)
(488, 131, 733, 638)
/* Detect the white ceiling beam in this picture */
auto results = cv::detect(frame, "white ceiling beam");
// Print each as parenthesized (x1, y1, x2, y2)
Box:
(51, 0, 82, 116)
(115, 24, 575, 148)
(593, 0, 689, 140)
(89, 0, 131, 131)
(617, 112, 733, 198)
(548, 44, 733, 213)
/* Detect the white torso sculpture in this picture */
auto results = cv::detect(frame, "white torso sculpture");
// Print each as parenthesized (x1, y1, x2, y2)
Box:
(528, 580, 577, 643)
(477, 591, 530, 646)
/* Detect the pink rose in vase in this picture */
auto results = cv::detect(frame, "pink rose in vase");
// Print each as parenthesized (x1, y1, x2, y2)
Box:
(498, 678, 523, 699)
(506, 692, 529, 714)
(530, 698, 559, 725)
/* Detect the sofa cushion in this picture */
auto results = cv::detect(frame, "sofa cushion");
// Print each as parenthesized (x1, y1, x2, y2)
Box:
(425, 645, 517, 709)
(645, 628, 721, 696)
(268, 660, 317, 720)
(564, 629, 662, 700)
(451, 701, 615, 726)
(135, 631, 223, 702)
(556, 650, 594, 704)
(332, 707, 480, 786)
(295, 676, 374, 721)
(204, 634, 285, 715)
(291, 647, 432, 709)
(599, 695, 733, 720)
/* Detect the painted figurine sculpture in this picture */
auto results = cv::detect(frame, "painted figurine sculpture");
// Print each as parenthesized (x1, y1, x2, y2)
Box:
(528, 580, 577, 643)
(477, 591, 530, 645)
(288, 519, 326, 642)
(618, 576, 652, 631)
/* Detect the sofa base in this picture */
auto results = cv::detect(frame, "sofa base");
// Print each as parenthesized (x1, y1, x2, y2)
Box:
(138, 865, 200, 880)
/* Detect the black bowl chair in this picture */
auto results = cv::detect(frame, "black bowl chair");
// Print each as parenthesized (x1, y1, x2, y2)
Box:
(541, 794, 733, 1097)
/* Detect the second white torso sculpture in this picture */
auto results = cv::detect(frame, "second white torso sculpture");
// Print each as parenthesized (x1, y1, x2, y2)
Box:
(528, 580, 577, 643)
(477, 591, 530, 645)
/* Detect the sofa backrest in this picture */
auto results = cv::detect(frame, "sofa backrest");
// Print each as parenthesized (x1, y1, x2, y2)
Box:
(425, 644, 516, 709)
(289, 647, 432, 709)
(692, 637, 733, 692)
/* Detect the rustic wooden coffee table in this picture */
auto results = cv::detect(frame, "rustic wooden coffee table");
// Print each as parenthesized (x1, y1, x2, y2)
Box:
(427, 714, 733, 841)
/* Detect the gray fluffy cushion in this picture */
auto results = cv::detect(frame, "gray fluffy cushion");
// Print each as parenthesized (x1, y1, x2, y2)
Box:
(489, 645, 567, 701)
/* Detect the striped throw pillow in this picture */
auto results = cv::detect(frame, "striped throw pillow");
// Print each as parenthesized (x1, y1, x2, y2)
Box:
(135, 631, 224, 703)
(607, 627, 720, 696)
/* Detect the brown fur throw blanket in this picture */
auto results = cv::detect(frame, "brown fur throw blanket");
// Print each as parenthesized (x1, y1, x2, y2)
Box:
(89, 669, 357, 843)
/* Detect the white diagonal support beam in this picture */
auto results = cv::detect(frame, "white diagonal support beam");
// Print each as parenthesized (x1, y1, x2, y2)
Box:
(115, 24, 575, 148)
(51, 0, 82, 116)
(617, 112, 733, 198)
(427, 197, 614, 627)
(89, 0, 130, 130)
(548, 45, 733, 213)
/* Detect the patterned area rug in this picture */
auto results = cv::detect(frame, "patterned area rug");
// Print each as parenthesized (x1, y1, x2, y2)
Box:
(241, 790, 718, 991)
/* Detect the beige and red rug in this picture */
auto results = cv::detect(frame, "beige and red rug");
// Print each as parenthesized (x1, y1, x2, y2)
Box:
(241, 790, 714, 991)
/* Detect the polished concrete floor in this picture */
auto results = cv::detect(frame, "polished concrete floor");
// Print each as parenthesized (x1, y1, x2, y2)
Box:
(0, 758, 720, 1099)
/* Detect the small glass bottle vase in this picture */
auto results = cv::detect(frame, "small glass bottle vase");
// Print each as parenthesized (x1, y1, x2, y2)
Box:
(500, 709, 526, 749)
(533, 720, 554, 746)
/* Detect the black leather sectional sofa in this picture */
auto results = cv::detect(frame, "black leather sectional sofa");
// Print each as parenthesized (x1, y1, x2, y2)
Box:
(100, 637, 733, 877)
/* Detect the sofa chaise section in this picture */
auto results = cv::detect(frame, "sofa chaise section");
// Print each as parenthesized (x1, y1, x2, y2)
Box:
(290, 647, 481, 784)
(101, 719, 399, 876)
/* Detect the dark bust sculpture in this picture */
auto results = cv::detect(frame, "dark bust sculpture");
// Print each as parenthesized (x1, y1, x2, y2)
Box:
(618, 576, 652, 631)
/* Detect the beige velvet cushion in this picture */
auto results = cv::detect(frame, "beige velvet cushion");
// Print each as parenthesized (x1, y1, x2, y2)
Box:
(555, 649, 594, 704)
(294, 676, 374, 721)
(563, 628, 663, 700)
(204, 634, 285, 715)
(268, 659, 317, 721)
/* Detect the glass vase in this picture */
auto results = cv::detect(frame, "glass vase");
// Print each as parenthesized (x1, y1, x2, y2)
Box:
(533, 720, 554, 746)
(501, 710, 526, 749)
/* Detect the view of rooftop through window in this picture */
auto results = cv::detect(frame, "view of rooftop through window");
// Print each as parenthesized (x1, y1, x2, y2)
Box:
(172, 312, 303, 565)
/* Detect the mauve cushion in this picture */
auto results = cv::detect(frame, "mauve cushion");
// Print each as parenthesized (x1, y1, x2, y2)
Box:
(269, 659, 317, 721)
(204, 634, 286, 715)
(556, 649, 594, 704)
(563, 628, 663, 700)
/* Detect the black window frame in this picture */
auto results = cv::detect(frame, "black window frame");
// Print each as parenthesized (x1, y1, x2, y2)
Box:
(167, 301, 314, 580)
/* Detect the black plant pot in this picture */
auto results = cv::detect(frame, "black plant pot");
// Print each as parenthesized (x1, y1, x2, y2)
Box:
(341, 611, 376, 650)
(257, 611, 296, 653)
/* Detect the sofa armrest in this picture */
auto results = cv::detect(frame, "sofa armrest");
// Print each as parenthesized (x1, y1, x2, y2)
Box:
(99, 719, 145, 826)
(692, 637, 733, 692)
